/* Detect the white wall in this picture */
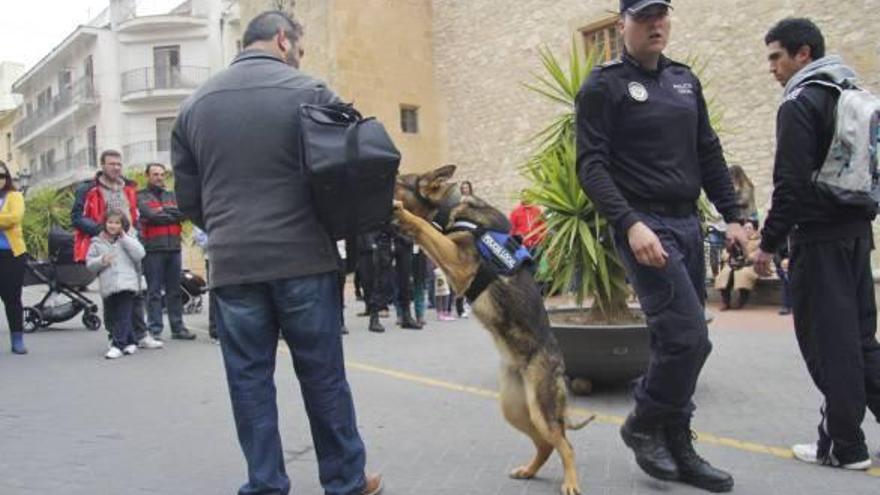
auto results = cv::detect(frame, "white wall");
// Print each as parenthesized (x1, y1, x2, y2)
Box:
(15, 0, 231, 188)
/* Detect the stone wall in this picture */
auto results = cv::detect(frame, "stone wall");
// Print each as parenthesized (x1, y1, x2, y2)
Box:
(431, 0, 880, 215)
(329, 0, 444, 173)
(238, 0, 445, 174)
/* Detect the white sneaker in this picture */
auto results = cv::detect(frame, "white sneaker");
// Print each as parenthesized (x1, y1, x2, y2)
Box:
(105, 346, 124, 359)
(137, 334, 164, 349)
(122, 344, 137, 355)
(792, 443, 872, 470)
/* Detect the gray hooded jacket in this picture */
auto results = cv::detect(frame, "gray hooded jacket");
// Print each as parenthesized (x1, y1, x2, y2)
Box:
(86, 233, 146, 298)
(783, 55, 856, 97)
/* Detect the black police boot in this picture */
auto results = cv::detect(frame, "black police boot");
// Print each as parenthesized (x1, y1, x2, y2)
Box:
(368, 312, 385, 333)
(400, 306, 423, 330)
(666, 423, 734, 493)
(620, 413, 679, 481)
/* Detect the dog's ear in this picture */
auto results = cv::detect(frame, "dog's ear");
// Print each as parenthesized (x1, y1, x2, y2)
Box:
(424, 164, 456, 185)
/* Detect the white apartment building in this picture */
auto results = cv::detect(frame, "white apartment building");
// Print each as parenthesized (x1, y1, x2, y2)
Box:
(0, 61, 25, 175)
(12, 0, 241, 191)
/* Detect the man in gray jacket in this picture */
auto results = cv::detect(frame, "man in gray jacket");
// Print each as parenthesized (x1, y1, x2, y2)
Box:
(172, 11, 381, 495)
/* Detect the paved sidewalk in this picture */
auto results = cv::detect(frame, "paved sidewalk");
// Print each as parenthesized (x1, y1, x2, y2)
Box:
(0, 285, 877, 494)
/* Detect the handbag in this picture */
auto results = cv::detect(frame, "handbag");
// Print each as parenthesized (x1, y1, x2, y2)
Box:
(299, 102, 401, 270)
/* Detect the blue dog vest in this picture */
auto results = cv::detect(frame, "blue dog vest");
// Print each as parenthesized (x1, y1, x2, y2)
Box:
(448, 220, 533, 302)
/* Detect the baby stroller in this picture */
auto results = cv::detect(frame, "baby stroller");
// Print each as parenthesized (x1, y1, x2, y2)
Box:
(180, 269, 207, 314)
(22, 228, 102, 332)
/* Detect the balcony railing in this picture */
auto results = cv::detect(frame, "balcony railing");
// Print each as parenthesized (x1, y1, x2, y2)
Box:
(116, 0, 207, 22)
(30, 148, 98, 187)
(123, 140, 171, 167)
(121, 66, 210, 97)
(14, 77, 98, 140)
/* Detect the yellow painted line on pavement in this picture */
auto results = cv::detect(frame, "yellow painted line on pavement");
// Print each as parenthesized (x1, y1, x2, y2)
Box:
(345, 360, 880, 477)
(347, 360, 500, 400)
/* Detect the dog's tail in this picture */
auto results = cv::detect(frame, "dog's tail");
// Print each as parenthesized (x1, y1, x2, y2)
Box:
(565, 412, 596, 431)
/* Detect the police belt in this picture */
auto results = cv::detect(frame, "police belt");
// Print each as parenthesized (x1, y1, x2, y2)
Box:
(628, 200, 697, 218)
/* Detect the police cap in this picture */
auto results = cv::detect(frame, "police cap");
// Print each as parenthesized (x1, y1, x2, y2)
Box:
(620, 0, 672, 15)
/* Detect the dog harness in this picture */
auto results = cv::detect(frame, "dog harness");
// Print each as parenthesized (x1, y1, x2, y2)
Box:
(446, 220, 533, 303)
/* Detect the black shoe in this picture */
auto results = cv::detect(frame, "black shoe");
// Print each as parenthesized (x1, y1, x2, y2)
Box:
(171, 329, 197, 340)
(620, 413, 679, 481)
(368, 313, 385, 333)
(400, 309, 423, 330)
(666, 423, 734, 493)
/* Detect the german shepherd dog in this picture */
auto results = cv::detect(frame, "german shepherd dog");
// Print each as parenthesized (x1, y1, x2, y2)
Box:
(393, 165, 593, 495)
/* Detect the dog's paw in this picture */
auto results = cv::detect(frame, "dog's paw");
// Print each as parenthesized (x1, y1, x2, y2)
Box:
(560, 482, 581, 495)
(509, 466, 536, 480)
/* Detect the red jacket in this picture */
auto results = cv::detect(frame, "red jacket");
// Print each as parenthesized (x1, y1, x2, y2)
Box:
(72, 174, 139, 262)
(509, 203, 545, 249)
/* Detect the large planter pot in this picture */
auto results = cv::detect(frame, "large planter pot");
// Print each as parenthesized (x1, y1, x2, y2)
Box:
(548, 308, 650, 386)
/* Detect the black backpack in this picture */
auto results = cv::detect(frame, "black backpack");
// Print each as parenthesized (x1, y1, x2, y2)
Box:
(299, 102, 401, 270)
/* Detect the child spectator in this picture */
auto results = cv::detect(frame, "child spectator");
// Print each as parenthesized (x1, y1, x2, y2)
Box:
(86, 209, 146, 359)
(433, 267, 454, 321)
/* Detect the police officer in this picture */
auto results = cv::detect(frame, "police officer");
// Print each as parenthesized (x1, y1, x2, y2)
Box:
(391, 230, 423, 329)
(356, 230, 386, 333)
(576, 1, 748, 492)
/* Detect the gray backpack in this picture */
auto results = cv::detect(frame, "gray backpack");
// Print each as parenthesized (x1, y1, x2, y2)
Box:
(807, 81, 880, 207)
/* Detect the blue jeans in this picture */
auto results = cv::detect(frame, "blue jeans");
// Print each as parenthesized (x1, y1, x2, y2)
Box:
(214, 272, 367, 495)
(143, 251, 185, 335)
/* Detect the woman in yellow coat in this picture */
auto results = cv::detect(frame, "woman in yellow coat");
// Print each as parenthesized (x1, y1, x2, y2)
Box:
(0, 161, 28, 354)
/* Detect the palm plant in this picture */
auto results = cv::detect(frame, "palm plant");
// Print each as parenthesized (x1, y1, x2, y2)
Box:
(22, 188, 74, 259)
(521, 41, 631, 320)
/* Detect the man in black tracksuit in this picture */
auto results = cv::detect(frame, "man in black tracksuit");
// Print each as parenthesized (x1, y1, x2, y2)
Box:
(755, 18, 880, 470)
(577, 1, 748, 491)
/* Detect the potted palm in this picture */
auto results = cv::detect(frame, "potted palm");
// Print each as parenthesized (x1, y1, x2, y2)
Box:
(22, 187, 74, 260)
(521, 42, 649, 390)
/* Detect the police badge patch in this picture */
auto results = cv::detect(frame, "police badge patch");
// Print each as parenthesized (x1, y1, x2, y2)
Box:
(628, 81, 649, 102)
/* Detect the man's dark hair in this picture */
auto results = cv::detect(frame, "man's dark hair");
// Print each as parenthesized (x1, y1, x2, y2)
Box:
(145, 162, 166, 176)
(765, 18, 825, 60)
(100, 149, 122, 165)
(242, 10, 303, 48)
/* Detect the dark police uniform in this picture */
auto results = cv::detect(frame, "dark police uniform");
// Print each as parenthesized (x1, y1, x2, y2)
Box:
(577, 51, 741, 423)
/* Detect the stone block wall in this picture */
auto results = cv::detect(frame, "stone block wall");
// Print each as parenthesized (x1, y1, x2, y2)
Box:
(239, 0, 445, 174)
(431, 0, 880, 217)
